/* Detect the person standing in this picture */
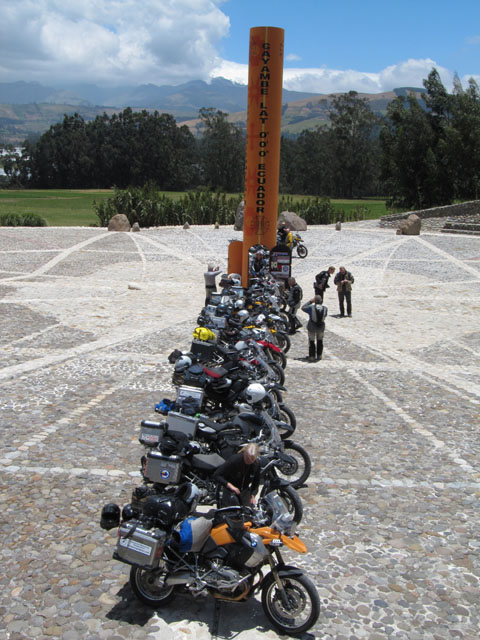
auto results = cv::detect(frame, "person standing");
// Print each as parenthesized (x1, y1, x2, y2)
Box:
(334, 266, 354, 317)
(204, 263, 222, 306)
(277, 223, 288, 244)
(314, 266, 335, 302)
(286, 276, 303, 334)
(301, 295, 328, 362)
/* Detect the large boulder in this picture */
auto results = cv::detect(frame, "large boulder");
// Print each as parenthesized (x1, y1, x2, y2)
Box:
(108, 214, 131, 232)
(234, 200, 245, 230)
(278, 210, 307, 231)
(396, 213, 421, 235)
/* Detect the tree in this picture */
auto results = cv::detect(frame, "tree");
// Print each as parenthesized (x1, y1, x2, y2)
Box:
(380, 93, 441, 209)
(328, 91, 379, 197)
(446, 77, 480, 199)
(198, 108, 245, 192)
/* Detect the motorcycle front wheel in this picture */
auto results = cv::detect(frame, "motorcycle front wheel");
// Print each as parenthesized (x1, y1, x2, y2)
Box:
(261, 485, 303, 524)
(296, 244, 308, 258)
(273, 331, 290, 353)
(266, 347, 287, 369)
(268, 361, 285, 385)
(130, 566, 175, 607)
(277, 441, 311, 488)
(261, 570, 320, 635)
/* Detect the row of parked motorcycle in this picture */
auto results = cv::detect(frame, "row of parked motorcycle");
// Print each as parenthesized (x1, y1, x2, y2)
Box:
(100, 246, 320, 635)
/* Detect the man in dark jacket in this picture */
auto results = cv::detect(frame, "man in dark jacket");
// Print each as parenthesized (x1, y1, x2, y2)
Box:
(314, 266, 335, 301)
(334, 266, 354, 317)
(286, 276, 303, 334)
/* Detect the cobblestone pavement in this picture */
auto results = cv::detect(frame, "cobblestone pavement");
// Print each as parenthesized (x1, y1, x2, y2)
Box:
(0, 224, 479, 640)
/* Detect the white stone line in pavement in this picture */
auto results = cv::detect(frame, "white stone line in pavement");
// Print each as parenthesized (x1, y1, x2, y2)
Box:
(132, 233, 205, 267)
(3, 322, 62, 347)
(448, 339, 480, 356)
(378, 236, 408, 288)
(288, 354, 480, 411)
(127, 232, 147, 282)
(414, 235, 480, 278)
(0, 231, 108, 283)
(305, 236, 403, 274)
(1, 464, 479, 491)
(0, 302, 204, 382)
(343, 364, 478, 476)
(0, 384, 122, 464)
(361, 279, 480, 291)
(1, 249, 60, 255)
(316, 317, 480, 401)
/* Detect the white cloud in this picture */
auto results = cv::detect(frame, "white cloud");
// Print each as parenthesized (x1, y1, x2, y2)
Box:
(0, 0, 230, 86)
(0, 2, 472, 96)
(212, 58, 456, 94)
(466, 35, 480, 45)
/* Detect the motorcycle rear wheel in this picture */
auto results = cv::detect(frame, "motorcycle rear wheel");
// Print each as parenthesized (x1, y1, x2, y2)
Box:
(296, 244, 308, 258)
(130, 566, 175, 607)
(261, 570, 320, 634)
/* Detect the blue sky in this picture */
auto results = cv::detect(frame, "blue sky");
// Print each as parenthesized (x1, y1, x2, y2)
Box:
(220, 0, 480, 73)
(0, 0, 478, 93)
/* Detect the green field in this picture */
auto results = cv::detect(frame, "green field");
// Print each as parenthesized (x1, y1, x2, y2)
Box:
(0, 189, 389, 226)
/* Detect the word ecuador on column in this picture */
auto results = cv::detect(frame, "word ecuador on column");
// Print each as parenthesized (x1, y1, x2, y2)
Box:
(241, 26, 284, 285)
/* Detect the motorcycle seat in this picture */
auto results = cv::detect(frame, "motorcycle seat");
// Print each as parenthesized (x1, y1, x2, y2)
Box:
(191, 452, 226, 470)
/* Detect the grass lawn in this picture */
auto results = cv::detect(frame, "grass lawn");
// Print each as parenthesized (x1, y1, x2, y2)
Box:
(0, 189, 389, 226)
(0, 189, 114, 226)
(331, 198, 389, 219)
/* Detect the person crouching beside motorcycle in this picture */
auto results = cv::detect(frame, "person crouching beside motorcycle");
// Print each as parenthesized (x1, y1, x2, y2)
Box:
(302, 295, 328, 362)
(213, 443, 261, 508)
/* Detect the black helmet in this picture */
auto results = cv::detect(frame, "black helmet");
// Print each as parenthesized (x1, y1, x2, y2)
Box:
(143, 496, 178, 527)
(121, 503, 136, 521)
(100, 503, 120, 530)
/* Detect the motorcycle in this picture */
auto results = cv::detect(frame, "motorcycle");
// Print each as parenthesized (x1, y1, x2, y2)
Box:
(288, 233, 308, 258)
(138, 418, 305, 522)
(107, 492, 320, 635)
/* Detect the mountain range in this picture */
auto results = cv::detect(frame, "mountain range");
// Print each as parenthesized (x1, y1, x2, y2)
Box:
(0, 78, 426, 145)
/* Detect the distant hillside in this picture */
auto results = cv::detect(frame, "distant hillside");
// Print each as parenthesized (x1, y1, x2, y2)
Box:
(182, 88, 427, 136)
(0, 78, 426, 145)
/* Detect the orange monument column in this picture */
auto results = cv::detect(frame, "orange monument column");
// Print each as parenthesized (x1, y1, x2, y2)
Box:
(240, 26, 284, 286)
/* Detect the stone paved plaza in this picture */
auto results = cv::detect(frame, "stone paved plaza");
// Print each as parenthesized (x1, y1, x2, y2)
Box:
(0, 222, 479, 640)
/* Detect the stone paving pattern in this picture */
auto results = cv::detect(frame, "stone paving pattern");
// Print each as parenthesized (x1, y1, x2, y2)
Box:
(0, 221, 479, 640)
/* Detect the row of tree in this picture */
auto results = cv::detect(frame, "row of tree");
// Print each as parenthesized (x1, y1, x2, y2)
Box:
(2, 69, 480, 210)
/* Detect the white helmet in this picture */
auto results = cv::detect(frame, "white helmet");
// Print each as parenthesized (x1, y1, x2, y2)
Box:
(245, 383, 266, 405)
(237, 309, 249, 321)
(174, 355, 192, 372)
(234, 299, 244, 309)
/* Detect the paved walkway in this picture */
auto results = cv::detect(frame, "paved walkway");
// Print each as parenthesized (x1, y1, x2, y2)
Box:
(0, 223, 479, 640)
